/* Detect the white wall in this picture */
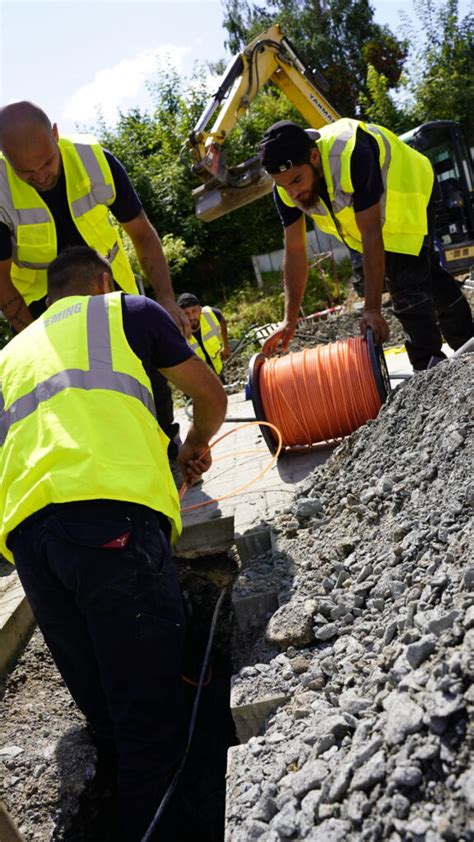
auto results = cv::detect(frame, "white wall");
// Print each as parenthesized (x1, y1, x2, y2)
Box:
(251, 229, 349, 286)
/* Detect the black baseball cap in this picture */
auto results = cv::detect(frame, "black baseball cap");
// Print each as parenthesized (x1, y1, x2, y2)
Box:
(177, 293, 200, 308)
(259, 120, 319, 174)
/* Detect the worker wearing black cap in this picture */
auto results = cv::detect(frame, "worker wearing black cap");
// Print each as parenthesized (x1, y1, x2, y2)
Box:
(177, 293, 231, 380)
(258, 119, 473, 370)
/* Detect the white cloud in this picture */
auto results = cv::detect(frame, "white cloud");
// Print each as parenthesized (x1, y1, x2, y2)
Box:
(63, 45, 191, 126)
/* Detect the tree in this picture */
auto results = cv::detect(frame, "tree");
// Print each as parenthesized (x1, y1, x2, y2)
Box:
(358, 65, 408, 132)
(96, 68, 292, 299)
(401, 0, 473, 140)
(222, 0, 408, 117)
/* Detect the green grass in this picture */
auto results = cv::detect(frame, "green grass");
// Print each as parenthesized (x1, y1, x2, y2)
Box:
(220, 257, 351, 341)
(0, 319, 12, 350)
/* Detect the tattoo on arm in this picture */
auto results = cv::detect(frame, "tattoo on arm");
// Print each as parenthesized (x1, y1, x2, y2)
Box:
(1, 294, 30, 328)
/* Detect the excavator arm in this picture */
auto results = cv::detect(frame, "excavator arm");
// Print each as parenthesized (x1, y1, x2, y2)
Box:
(185, 24, 341, 222)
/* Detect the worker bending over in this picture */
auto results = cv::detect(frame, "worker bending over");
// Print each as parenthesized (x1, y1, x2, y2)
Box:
(0, 100, 188, 445)
(177, 292, 231, 381)
(259, 119, 473, 370)
(0, 245, 227, 841)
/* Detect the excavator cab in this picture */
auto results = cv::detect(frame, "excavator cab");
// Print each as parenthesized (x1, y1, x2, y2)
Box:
(399, 120, 474, 274)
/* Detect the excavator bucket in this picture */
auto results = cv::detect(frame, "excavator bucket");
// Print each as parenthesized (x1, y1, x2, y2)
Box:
(193, 175, 273, 222)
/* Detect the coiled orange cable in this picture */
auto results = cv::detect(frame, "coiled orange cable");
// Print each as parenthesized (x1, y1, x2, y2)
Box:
(259, 337, 381, 447)
(179, 421, 283, 512)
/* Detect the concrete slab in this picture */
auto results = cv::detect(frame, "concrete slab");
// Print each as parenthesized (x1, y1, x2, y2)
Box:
(174, 514, 235, 558)
(235, 527, 272, 563)
(232, 590, 279, 635)
(0, 572, 35, 675)
(0, 801, 26, 842)
(230, 687, 289, 743)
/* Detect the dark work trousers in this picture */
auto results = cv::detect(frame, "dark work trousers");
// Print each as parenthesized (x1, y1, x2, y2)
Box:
(9, 500, 186, 842)
(384, 197, 473, 370)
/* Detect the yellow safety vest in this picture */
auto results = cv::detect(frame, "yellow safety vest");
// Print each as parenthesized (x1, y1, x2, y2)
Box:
(187, 306, 223, 375)
(277, 118, 434, 256)
(0, 292, 181, 562)
(0, 136, 139, 305)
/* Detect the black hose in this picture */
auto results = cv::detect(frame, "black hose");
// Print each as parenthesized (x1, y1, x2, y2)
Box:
(140, 587, 227, 842)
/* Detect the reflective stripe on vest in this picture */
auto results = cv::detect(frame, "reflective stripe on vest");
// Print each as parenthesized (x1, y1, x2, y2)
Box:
(69, 143, 114, 217)
(0, 296, 155, 446)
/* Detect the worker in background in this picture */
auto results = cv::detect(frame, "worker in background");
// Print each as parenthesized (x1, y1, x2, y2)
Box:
(177, 292, 231, 381)
(0, 245, 227, 842)
(0, 100, 188, 449)
(259, 120, 473, 370)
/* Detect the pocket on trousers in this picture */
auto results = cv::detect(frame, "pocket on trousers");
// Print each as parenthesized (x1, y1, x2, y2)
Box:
(132, 519, 184, 631)
(50, 513, 133, 550)
(136, 610, 184, 644)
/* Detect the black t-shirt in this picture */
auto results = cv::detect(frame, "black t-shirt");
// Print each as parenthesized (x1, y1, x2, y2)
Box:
(273, 129, 384, 228)
(0, 149, 142, 261)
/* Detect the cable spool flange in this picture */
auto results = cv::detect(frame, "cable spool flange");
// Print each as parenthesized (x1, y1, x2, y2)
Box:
(248, 352, 279, 455)
(366, 328, 391, 403)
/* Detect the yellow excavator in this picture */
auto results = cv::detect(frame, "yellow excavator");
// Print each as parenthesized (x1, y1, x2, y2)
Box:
(185, 24, 341, 223)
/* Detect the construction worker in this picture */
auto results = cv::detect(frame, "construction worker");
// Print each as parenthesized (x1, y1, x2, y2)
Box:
(177, 292, 231, 381)
(0, 245, 227, 841)
(0, 100, 188, 447)
(258, 119, 473, 370)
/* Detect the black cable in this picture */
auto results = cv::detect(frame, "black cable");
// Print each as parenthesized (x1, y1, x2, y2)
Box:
(140, 587, 227, 842)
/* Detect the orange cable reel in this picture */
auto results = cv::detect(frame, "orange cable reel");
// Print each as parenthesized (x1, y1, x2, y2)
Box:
(248, 329, 390, 453)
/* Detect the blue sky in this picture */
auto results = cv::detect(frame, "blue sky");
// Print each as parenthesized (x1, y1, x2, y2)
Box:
(1, 0, 472, 135)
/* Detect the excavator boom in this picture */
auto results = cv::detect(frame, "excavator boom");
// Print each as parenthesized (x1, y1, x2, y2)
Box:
(185, 24, 341, 221)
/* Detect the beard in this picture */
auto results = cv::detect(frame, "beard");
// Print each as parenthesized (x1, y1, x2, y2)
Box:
(298, 164, 322, 210)
(30, 154, 62, 193)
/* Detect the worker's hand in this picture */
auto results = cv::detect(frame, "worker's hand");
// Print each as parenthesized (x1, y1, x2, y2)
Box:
(262, 319, 297, 356)
(177, 440, 212, 485)
(221, 344, 232, 361)
(160, 297, 192, 339)
(360, 309, 390, 345)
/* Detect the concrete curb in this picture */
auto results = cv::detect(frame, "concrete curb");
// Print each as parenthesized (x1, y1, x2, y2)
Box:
(0, 572, 35, 676)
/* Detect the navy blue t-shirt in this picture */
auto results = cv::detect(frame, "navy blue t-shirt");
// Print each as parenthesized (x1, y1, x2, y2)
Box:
(121, 294, 194, 377)
(0, 149, 142, 261)
(273, 129, 384, 228)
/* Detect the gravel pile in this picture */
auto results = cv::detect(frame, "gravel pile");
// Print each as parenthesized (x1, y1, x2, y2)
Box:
(227, 356, 474, 841)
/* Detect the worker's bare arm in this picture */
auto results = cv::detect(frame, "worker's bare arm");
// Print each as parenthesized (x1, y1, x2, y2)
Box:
(0, 259, 33, 333)
(160, 356, 228, 482)
(355, 202, 390, 345)
(121, 210, 191, 338)
(262, 215, 308, 355)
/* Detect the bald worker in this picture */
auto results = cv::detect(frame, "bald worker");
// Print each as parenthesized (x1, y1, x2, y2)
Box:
(0, 101, 189, 445)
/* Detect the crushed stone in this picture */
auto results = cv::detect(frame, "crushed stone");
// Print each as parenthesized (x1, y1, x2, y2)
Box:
(227, 356, 474, 841)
